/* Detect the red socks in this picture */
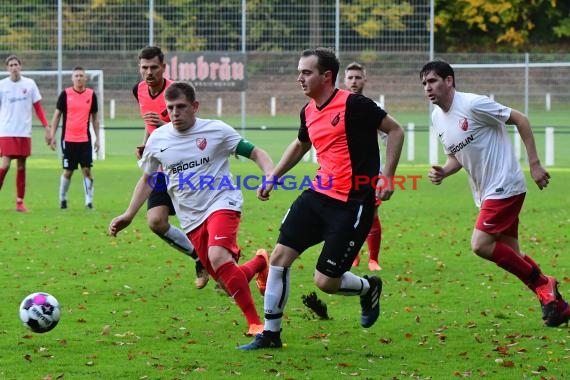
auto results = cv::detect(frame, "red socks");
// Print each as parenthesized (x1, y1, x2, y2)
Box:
(0, 167, 7, 189)
(16, 168, 26, 199)
(491, 242, 545, 288)
(366, 215, 381, 261)
(215, 261, 261, 326)
(238, 254, 265, 282)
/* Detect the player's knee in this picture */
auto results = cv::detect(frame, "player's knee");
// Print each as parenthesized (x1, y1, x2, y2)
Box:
(314, 274, 338, 294)
(148, 216, 168, 235)
(471, 241, 492, 259)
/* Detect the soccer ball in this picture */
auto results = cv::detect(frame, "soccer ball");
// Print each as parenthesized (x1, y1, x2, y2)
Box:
(19, 292, 61, 333)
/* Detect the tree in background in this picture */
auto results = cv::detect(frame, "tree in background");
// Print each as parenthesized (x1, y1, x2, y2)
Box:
(435, 0, 570, 52)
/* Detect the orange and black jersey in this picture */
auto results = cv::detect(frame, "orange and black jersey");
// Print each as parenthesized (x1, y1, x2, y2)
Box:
(56, 87, 97, 143)
(132, 78, 172, 135)
(299, 88, 387, 203)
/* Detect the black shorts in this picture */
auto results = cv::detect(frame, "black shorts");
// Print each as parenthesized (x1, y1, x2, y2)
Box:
(62, 141, 92, 170)
(147, 173, 175, 215)
(278, 189, 374, 278)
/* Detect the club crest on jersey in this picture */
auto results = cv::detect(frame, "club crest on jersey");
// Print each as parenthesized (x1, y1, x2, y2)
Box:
(196, 138, 207, 151)
(459, 118, 469, 131)
(22, 88, 27, 95)
(330, 112, 341, 127)
(161, 109, 168, 118)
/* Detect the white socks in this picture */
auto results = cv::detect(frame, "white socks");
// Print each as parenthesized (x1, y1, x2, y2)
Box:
(60, 175, 70, 201)
(83, 177, 93, 205)
(264, 265, 290, 332)
(337, 271, 370, 296)
(162, 224, 197, 259)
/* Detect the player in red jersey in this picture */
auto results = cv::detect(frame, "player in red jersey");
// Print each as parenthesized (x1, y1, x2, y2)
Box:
(240, 48, 405, 349)
(0, 55, 50, 212)
(133, 46, 209, 289)
(49, 66, 100, 209)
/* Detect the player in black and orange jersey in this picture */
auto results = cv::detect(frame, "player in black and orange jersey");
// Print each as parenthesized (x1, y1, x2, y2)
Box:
(49, 66, 100, 210)
(240, 48, 405, 350)
(133, 46, 209, 289)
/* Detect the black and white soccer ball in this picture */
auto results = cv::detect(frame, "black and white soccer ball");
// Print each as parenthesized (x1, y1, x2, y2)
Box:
(19, 292, 61, 333)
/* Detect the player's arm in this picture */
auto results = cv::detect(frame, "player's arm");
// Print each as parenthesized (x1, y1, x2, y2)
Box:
(136, 130, 150, 159)
(508, 109, 550, 190)
(49, 109, 62, 151)
(429, 154, 462, 185)
(378, 114, 404, 201)
(273, 138, 312, 177)
(33, 100, 50, 144)
(236, 140, 274, 177)
(108, 173, 153, 237)
(257, 138, 311, 201)
(91, 111, 101, 152)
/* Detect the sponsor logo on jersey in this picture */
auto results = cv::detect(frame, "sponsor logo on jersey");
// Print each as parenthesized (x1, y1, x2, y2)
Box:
(449, 133, 475, 154)
(167, 157, 210, 173)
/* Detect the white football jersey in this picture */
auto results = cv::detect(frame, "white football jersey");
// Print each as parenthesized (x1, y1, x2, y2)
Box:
(139, 118, 244, 232)
(431, 91, 526, 207)
(0, 76, 42, 137)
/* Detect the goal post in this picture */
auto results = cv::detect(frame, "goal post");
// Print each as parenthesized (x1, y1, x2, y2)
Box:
(17, 70, 106, 160)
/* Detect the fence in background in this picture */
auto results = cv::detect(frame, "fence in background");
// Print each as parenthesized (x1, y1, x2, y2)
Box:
(2, 2, 569, 166)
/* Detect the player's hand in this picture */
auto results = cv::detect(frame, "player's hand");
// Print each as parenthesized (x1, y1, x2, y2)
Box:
(44, 128, 51, 145)
(142, 112, 164, 127)
(377, 176, 394, 201)
(257, 175, 276, 201)
(94, 139, 100, 153)
(428, 165, 445, 185)
(135, 145, 145, 159)
(49, 137, 57, 151)
(108, 215, 132, 237)
(530, 163, 550, 190)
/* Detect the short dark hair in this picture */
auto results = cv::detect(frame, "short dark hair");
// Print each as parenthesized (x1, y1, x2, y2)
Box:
(138, 45, 164, 63)
(420, 59, 455, 88)
(5, 55, 21, 66)
(165, 81, 197, 103)
(301, 47, 340, 84)
(72, 66, 85, 71)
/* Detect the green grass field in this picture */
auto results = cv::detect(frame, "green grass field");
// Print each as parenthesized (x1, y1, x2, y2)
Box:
(1, 114, 569, 379)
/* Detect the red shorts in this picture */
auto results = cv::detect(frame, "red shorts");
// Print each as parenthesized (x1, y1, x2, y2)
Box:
(475, 193, 525, 238)
(187, 209, 241, 279)
(0, 137, 32, 157)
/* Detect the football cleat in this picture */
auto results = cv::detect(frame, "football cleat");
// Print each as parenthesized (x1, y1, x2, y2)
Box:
(60, 200, 67, 209)
(16, 202, 29, 212)
(535, 276, 558, 306)
(194, 261, 209, 289)
(246, 324, 264, 337)
(368, 260, 382, 271)
(544, 299, 570, 327)
(360, 275, 382, 328)
(238, 330, 282, 350)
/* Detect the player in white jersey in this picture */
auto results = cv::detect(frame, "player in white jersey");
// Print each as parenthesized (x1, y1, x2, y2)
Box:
(0, 55, 50, 212)
(109, 82, 274, 337)
(420, 59, 569, 327)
